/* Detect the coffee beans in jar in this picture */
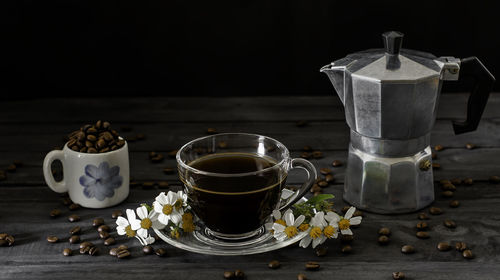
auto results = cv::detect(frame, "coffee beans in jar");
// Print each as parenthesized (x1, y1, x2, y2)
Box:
(67, 121, 125, 153)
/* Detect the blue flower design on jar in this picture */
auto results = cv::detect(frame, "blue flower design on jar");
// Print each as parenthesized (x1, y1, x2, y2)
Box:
(79, 162, 123, 201)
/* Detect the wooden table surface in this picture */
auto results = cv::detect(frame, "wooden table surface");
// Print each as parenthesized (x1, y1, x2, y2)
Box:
(1, 94, 500, 280)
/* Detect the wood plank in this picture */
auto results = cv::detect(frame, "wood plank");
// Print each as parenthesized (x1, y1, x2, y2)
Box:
(0, 183, 499, 279)
(2, 93, 500, 123)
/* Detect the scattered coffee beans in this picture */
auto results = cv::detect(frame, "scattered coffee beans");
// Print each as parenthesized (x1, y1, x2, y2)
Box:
(489, 176, 500, 183)
(449, 200, 460, 208)
(450, 178, 462, 185)
(301, 152, 311, 159)
(305, 261, 320, 271)
(463, 178, 473, 185)
(69, 235, 80, 244)
(437, 242, 451, 251)
(63, 248, 72, 256)
(455, 242, 467, 252)
(392, 271, 405, 280)
(378, 235, 390, 245)
(310, 184, 322, 193)
(234, 269, 245, 279)
(317, 180, 328, 188)
(206, 127, 217, 134)
(416, 231, 430, 239)
(67, 121, 124, 153)
(442, 183, 456, 191)
(332, 160, 342, 167)
(50, 209, 61, 218)
(268, 260, 281, 269)
(80, 246, 91, 254)
(401, 245, 415, 254)
(340, 234, 354, 244)
(297, 273, 307, 280)
(431, 152, 437, 159)
(429, 207, 443, 215)
(341, 245, 352, 254)
(315, 247, 328, 257)
(68, 203, 80, 211)
(62, 197, 72, 206)
(143, 245, 154, 255)
(99, 231, 110, 239)
(149, 152, 164, 163)
(88, 246, 99, 256)
(163, 167, 175, 175)
(418, 212, 429, 220)
(109, 247, 119, 256)
(142, 182, 155, 189)
(47, 236, 59, 243)
(325, 174, 334, 183)
(444, 219, 457, 229)
(432, 163, 441, 169)
(319, 168, 331, 175)
(111, 210, 123, 219)
(416, 221, 428, 230)
(93, 218, 104, 227)
(465, 143, 475, 150)
(223, 271, 235, 279)
(0, 171, 6, 181)
(312, 151, 323, 159)
(158, 181, 169, 189)
(378, 227, 391, 236)
(441, 191, 454, 198)
(68, 214, 80, 222)
(462, 249, 474, 259)
(0, 240, 7, 247)
(80, 241, 94, 249)
(6, 164, 16, 172)
(98, 225, 110, 233)
(68, 226, 81, 235)
(434, 145, 444, 151)
(3, 235, 13, 246)
(104, 237, 115, 246)
(117, 249, 131, 259)
(155, 248, 167, 257)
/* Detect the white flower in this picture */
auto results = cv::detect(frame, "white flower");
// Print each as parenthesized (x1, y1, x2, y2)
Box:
(130, 205, 164, 238)
(116, 209, 138, 237)
(299, 211, 328, 248)
(153, 191, 184, 226)
(323, 211, 340, 239)
(336, 206, 362, 235)
(272, 211, 305, 241)
(265, 209, 292, 231)
(135, 234, 155, 246)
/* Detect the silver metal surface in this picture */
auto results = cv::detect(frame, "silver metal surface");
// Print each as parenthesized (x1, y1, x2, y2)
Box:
(350, 130, 430, 157)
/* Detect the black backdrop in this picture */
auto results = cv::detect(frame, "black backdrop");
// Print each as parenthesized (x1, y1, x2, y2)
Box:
(1, 1, 498, 98)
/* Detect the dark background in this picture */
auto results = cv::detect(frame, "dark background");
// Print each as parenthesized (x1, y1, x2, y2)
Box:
(1, 0, 498, 98)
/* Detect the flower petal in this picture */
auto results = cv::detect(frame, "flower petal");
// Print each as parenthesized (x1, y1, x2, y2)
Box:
(155, 192, 167, 204)
(130, 220, 141, 230)
(117, 227, 126, 235)
(294, 215, 305, 227)
(158, 214, 170, 225)
(299, 236, 312, 248)
(272, 223, 286, 232)
(272, 210, 281, 220)
(85, 164, 99, 179)
(325, 211, 340, 223)
(341, 228, 353, 235)
(170, 213, 181, 224)
(345, 206, 355, 220)
(265, 222, 274, 231)
(284, 212, 294, 226)
(153, 201, 163, 213)
(136, 228, 148, 238)
(136, 206, 148, 219)
(152, 220, 166, 230)
(116, 216, 129, 227)
(79, 175, 95, 187)
(350, 216, 362, 225)
(126, 209, 136, 222)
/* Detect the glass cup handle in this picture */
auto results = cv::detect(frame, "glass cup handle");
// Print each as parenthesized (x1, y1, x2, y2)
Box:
(279, 158, 317, 211)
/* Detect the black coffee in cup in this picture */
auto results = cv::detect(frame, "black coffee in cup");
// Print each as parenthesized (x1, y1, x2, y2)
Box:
(186, 152, 286, 235)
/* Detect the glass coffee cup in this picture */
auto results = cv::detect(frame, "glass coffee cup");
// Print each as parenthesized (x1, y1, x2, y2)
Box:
(177, 133, 317, 241)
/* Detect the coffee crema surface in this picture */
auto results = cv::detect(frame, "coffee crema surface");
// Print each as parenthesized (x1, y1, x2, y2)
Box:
(186, 153, 286, 235)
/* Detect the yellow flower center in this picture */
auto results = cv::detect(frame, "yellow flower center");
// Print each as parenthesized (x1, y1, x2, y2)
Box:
(182, 212, 193, 223)
(140, 218, 152, 229)
(298, 223, 310, 232)
(182, 221, 195, 233)
(323, 225, 336, 238)
(309, 226, 322, 239)
(163, 204, 173, 215)
(284, 226, 298, 238)
(275, 219, 286, 226)
(125, 225, 136, 237)
(170, 228, 180, 239)
(338, 219, 350, 230)
(174, 199, 184, 211)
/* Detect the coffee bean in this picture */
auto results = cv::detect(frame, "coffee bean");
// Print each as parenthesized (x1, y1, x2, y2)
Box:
(432, 163, 441, 169)
(300, 152, 311, 159)
(158, 181, 169, 189)
(151, 154, 164, 163)
(163, 167, 176, 174)
(437, 242, 451, 251)
(102, 121, 110, 129)
(80, 241, 94, 249)
(429, 207, 443, 215)
(155, 248, 167, 257)
(96, 139, 106, 149)
(50, 209, 61, 218)
(378, 235, 390, 245)
(378, 227, 391, 236)
(449, 200, 460, 208)
(80, 246, 91, 254)
(234, 269, 244, 279)
(87, 127, 98, 134)
(69, 226, 81, 235)
(117, 249, 131, 259)
(416, 231, 430, 239)
(92, 218, 104, 227)
(69, 235, 80, 244)
(71, 145, 79, 151)
(0, 240, 7, 247)
(87, 147, 97, 153)
(444, 219, 457, 229)
(434, 145, 444, 151)
(313, 191, 322, 196)
(68, 214, 80, 222)
(315, 247, 328, 257)
(206, 127, 217, 134)
(401, 245, 415, 254)
(6, 164, 16, 173)
(268, 260, 281, 269)
(455, 242, 467, 252)
(99, 231, 110, 239)
(341, 206, 350, 214)
(431, 152, 437, 159)
(310, 184, 322, 193)
(0, 171, 7, 181)
(340, 234, 354, 244)
(353, 210, 363, 217)
(2, 235, 13, 246)
(297, 273, 307, 280)
(341, 245, 352, 254)
(47, 236, 59, 243)
(296, 120, 308, 127)
(465, 143, 475, 150)
(87, 134, 97, 142)
(442, 183, 456, 191)
(489, 175, 500, 183)
(104, 237, 115, 246)
(463, 178, 473, 185)
(317, 180, 328, 187)
(418, 212, 429, 220)
(142, 245, 154, 255)
(136, 133, 145, 140)
(441, 191, 454, 198)
(302, 145, 312, 152)
(223, 271, 235, 279)
(118, 244, 128, 251)
(111, 210, 123, 219)
(63, 248, 72, 256)
(392, 271, 405, 280)
(312, 151, 323, 159)
(332, 160, 342, 167)
(69, 203, 80, 211)
(88, 246, 99, 256)
(0, 233, 7, 240)
(305, 261, 320, 271)
(95, 120, 102, 129)
(98, 225, 111, 233)
(416, 221, 428, 230)
(325, 174, 334, 183)
(319, 168, 331, 175)
(462, 249, 474, 259)
(109, 247, 119, 256)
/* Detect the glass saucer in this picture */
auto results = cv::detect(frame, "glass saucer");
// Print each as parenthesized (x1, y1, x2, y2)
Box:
(154, 191, 308, 256)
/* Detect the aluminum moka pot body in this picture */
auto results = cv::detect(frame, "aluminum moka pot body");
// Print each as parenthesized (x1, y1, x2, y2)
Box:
(321, 31, 495, 213)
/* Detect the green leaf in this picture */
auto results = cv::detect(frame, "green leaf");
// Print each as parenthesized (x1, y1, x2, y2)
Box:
(306, 194, 334, 205)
